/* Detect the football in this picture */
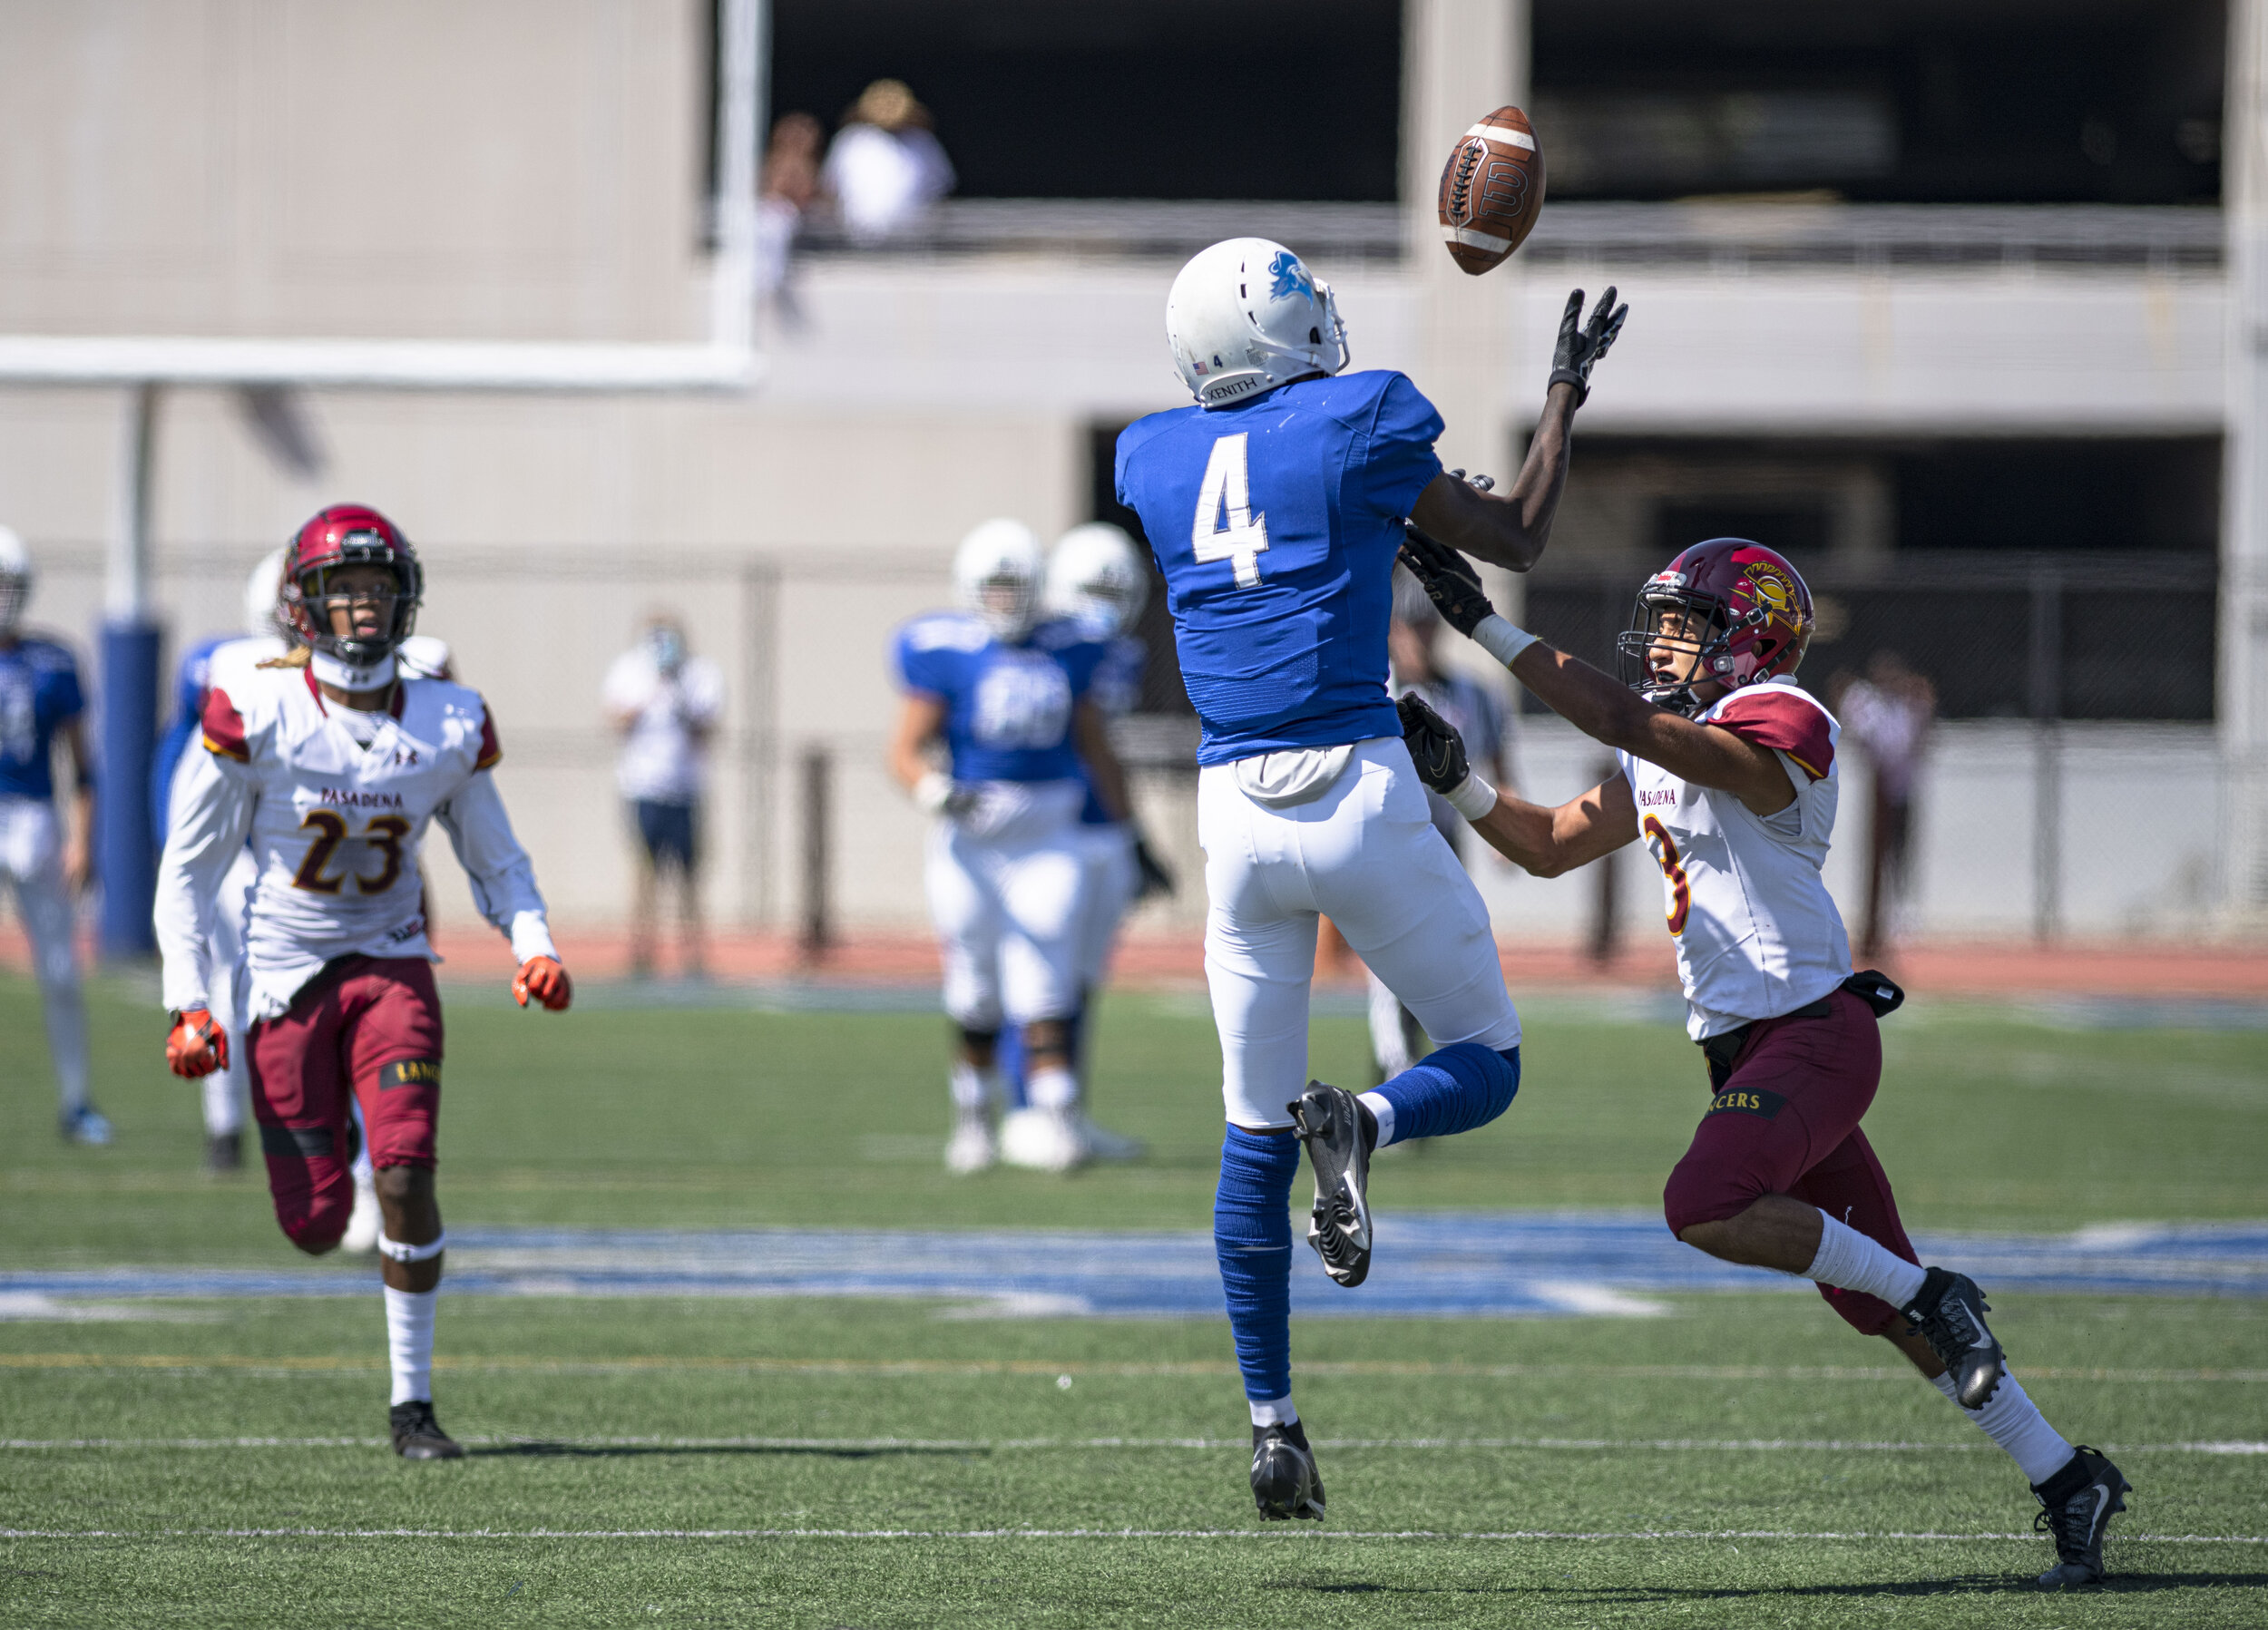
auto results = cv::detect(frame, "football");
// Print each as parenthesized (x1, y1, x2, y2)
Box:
(1437, 105, 1546, 275)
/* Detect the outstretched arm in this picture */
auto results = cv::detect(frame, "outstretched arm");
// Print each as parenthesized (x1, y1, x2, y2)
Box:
(1398, 689, 1636, 876)
(1405, 288, 1628, 572)
(1398, 532, 1795, 816)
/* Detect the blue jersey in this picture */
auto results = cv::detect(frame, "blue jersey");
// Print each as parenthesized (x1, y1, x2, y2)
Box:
(1076, 634, 1145, 825)
(152, 634, 235, 839)
(894, 613, 1101, 784)
(0, 636, 85, 802)
(1116, 369, 1443, 766)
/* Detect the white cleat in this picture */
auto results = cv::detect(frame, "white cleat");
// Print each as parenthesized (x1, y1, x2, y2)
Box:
(944, 1108, 998, 1175)
(999, 1107, 1089, 1173)
(1075, 1113, 1146, 1163)
(341, 1173, 383, 1254)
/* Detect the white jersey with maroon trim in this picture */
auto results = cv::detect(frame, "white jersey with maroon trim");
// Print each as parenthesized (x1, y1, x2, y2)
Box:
(154, 662, 557, 1021)
(1614, 678, 1853, 1040)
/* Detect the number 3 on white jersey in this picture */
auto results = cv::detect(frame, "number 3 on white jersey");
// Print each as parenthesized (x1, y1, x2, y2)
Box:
(1191, 433, 1269, 589)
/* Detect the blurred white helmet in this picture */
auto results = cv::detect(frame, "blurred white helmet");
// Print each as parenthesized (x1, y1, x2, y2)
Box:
(1167, 238, 1349, 408)
(243, 546, 290, 638)
(396, 634, 454, 680)
(1046, 522, 1149, 639)
(953, 519, 1045, 642)
(0, 526, 31, 633)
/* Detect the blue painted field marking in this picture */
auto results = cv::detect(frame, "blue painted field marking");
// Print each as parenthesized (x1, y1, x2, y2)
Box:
(4, 1215, 2262, 1317)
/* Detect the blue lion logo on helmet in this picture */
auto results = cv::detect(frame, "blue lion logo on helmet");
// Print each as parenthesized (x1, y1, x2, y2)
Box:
(1267, 249, 1315, 305)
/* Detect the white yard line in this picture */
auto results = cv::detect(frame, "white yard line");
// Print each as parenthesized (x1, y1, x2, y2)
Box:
(5, 1433, 2261, 1455)
(0, 1525, 2259, 1544)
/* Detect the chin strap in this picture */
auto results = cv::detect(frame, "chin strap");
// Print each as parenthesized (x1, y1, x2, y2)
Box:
(310, 649, 398, 692)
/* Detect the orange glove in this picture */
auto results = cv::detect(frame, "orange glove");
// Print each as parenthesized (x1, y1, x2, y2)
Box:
(166, 1009, 230, 1078)
(513, 956, 572, 1012)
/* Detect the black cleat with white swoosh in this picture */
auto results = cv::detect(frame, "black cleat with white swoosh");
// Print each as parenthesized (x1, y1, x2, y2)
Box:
(1900, 1266, 2006, 1409)
(1287, 1083, 1375, 1288)
(2031, 1445, 2129, 1586)
(1250, 1419, 1325, 1521)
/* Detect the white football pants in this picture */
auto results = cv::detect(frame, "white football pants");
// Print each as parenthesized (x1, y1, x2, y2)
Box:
(1198, 737, 1520, 1130)
(200, 847, 259, 1137)
(0, 797, 90, 1114)
(925, 783, 1090, 1033)
(1069, 821, 1138, 991)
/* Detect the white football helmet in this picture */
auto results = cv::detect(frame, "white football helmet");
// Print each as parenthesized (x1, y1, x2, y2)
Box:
(0, 526, 31, 633)
(953, 518, 1045, 642)
(396, 634, 455, 680)
(1167, 238, 1350, 408)
(243, 546, 291, 639)
(1046, 522, 1149, 639)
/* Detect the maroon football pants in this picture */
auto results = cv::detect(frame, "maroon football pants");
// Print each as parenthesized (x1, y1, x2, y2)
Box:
(247, 955, 444, 1254)
(1661, 988, 1919, 1335)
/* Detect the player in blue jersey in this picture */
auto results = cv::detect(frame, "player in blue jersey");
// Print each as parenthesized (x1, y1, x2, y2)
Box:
(0, 528, 103, 1144)
(987, 523, 1178, 1163)
(888, 519, 1134, 1174)
(1115, 238, 1625, 1518)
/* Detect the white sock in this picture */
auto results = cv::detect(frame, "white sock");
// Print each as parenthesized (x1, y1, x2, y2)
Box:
(949, 1061, 994, 1114)
(1356, 1090, 1396, 1148)
(1931, 1371, 2075, 1486)
(1804, 1213, 1928, 1307)
(1027, 1066, 1078, 1112)
(384, 1285, 437, 1406)
(1248, 1396, 1298, 1427)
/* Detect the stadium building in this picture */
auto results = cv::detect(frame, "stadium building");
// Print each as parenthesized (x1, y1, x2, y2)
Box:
(0, 0, 2261, 950)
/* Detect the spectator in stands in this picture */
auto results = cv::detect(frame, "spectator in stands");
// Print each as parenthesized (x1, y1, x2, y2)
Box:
(604, 615, 725, 980)
(1836, 649, 1936, 958)
(756, 112, 824, 318)
(822, 79, 954, 247)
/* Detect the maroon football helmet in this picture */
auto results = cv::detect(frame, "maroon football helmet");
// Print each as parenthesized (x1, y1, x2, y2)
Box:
(281, 503, 423, 668)
(1615, 538, 1813, 717)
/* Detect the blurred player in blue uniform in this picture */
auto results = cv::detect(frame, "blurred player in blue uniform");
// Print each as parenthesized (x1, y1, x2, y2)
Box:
(0, 527, 103, 1144)
(888, 520, 1134, 1173)
(989, 524, 1178, 1162)
(1115, 238, 1623, 1517)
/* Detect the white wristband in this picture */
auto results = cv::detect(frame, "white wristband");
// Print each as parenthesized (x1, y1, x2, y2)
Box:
(1473, 613, 1539, 669)
(1446, 770, 1499, 822)
(913, 771, 953, 815)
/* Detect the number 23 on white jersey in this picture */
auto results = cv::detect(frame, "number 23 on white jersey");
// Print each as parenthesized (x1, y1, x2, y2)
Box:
(1191, 434, 1269, 589)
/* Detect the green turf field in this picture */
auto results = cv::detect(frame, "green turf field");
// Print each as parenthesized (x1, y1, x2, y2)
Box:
(2, 971, 2264, 1626)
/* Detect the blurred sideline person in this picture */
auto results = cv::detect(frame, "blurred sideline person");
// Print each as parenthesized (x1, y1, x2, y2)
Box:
(153, 551, 292, 1175)
(992, 524, 1176, 1163)
(156, 504, 572, 1460)
(887, 520, 1132, 1173)
(0, 526, 103, 1144)
(1366, 568, 1511, 1090)
(1398, 531, 2128, 1589)
(1835, 650, 1934, 959)
(822, 79, 953, 247)
(756, 112, 824, 320)
(603, 616, 723, 981)
(1114, 237, 1625, 1518)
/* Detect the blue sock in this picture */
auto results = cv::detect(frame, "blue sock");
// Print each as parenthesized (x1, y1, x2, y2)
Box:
(1374, 1044, 1520, 1144)
(1214, 1125, 1302, 1404)
(997, 1023, 1028, 1110)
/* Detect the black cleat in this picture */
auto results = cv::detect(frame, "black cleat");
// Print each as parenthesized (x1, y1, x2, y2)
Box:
(1901, 1267, 2006, 1408)
(1250, 1420, 1325, 1521)
(1288, 1083, 1374, 1288)
(2032, 1445, 2130, 1587)
(389, 1400, 464, 1460)
(204, 1131, 242, 1173)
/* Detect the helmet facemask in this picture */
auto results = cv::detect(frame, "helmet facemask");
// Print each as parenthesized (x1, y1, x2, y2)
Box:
(0, 571, 27, 636)
(972, 569, 1040, 642)
(1617, 591, 1732, 717)
(288, 540, 421, 669)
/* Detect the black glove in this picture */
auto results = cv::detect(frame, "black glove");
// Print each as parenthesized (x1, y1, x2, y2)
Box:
(1132, 833, 1177, 901)
(1549, 286, 1628, 405)
(1397, 691, 1471, 795)
(1398, 526, 1495, 635)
